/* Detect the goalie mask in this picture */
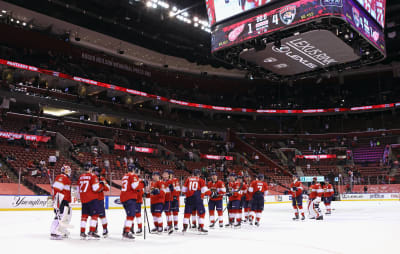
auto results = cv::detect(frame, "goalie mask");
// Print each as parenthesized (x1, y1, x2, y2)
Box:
(61, 165, 72, 177)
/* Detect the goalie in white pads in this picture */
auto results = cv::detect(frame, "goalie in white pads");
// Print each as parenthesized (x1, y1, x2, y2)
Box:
(50, 165, 73, 240)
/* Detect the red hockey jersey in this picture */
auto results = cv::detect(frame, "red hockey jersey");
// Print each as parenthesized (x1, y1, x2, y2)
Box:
(309, 183, 323, 199)
(289, 180, 303, 198)
(120, 172, 140, 203)
(182, 177, 207, 198)
(228, 181, 247, 201)
(163, 179, 173, 202)
(150, 180, 165, 205)
(53, 174, 71, 203)
(323, 183, 334, 197)
(136, 180, 145, 204)
(98, 176, 110, 201)
(170, 177, 181, 199)
(78, 172, 100, 203)
(248, 180, 268, 197)
(207, 180, 226, 201)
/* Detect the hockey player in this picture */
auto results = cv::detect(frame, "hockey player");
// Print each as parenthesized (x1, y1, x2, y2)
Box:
(308, 177, 324, 220)
(120, 165, 140, 240)
(133, 169, 146, 235)
(94, 167, 110, 237)
(226, 173, 244, 228)
(78, 166, 102, 239)
(323, 179, 334, 215)
(237, 175, 247, 227)
(248, 174, 268, 226)
(207, 172, 226, 228)
(169, 170, 181, 230)
(149, 171, 166, 234)
(50, 165, 72, 240)
(182, 169, 208, 234)
(162, 170, 174, 233)
(289, 175, 305, 221)
(243, 174, 252, 222)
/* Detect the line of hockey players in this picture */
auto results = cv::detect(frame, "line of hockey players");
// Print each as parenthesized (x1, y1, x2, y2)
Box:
(289, 175, 334, 221)
(49, 164, 333, 240)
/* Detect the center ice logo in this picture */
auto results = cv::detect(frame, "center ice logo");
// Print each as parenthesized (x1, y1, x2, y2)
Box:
(279, 5, 296, 25)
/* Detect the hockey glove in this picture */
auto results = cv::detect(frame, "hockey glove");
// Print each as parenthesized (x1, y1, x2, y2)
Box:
(151, 188, 160, 195)
(211, 191, 219, 199)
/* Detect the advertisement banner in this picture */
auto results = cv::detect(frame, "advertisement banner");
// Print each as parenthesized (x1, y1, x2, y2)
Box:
(340, 193, 400, 201)
(0, 195, 52, 210)
(200, 154, 234, 161)
(211, 0, 385, 54)
(0, 131, 51, 143)
(240, 30, 359, 75)
(296, 154, 337, 160)
(113, 144, 157, 154)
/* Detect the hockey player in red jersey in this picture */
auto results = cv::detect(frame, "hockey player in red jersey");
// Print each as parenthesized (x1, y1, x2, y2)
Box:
(248, 174, 268, 226)
(169, 170, 181, 230)
(149, 171, 166, 234)
(78, 166, 102, 239)
(182, 169, 208, 234)
(50, 165, 72, 240)
(237, 176, 248, 227)
(133, 168, 146, 235)
(207, 172, 226, 228)
(162, 170, 174, 233)
(94, 167, 110, 237)
(226, 173, 245, 228)
(120, 165, 140, 239)
(323, 179, 334, 215)
(243, 174, 252, 222)
(308, 177, 324, 220)
(289, 175, 305, 221)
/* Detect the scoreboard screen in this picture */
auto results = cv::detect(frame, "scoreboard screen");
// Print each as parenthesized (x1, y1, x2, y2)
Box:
(211, 0, 386, 54)
(355, 0, 386, 28)
(206, 0, 279, 26)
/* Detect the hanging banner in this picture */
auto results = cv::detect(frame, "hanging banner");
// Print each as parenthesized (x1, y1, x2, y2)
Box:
(0, 131, 51, 143)
(200, 154, 234, 161)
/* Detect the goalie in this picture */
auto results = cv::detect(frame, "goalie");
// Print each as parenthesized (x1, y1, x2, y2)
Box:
(50, 165, 73, 240)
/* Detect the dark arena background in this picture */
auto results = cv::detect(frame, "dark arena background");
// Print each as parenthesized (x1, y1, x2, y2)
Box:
(0, 0, 399, 253)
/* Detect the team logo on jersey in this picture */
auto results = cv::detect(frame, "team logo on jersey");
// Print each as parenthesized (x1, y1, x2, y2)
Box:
(279, 5, 296, 25)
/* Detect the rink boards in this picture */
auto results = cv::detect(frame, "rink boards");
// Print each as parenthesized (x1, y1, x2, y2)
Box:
(0, 193, 399, 211)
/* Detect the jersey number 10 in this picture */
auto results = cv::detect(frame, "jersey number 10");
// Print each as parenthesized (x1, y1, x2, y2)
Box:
(189, 181, 198, 191)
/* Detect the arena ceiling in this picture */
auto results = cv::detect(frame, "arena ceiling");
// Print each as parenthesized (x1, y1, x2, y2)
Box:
(2, 0, 400, 76)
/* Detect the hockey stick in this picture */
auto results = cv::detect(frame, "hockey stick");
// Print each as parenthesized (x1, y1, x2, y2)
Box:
(143, 197, 147, 240)
(143, 197, 151, 234)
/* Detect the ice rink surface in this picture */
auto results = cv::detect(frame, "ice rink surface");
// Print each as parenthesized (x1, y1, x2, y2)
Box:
(0, 201, 399, 254)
